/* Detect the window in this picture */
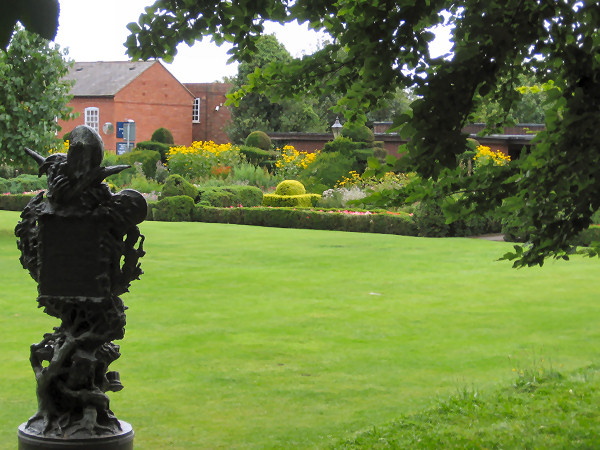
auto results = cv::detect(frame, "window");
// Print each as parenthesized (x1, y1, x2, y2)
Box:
(192, 98, 200, 123)
(84, 107, 99, 132)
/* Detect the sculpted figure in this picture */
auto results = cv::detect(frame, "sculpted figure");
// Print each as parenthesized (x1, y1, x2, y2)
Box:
(15, 125, 145, 439)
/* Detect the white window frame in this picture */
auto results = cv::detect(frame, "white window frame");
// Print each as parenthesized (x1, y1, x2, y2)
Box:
(192, 98, 201, 123)
(84, 107, 100, 132)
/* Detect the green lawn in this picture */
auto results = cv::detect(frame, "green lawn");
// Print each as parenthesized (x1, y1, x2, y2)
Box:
(2, 210, 600, 448)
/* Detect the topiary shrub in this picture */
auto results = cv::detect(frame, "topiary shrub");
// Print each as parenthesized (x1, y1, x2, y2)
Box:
(197, 185, 263, 207)
(245, 130, 272, 150)
(262, 193, 320, 207)
(239, 145, 277, 169)
(341, 122, 375, 143)
(160, 174, 199, 201)
(151, 127, 175, 145)
(117, 150, 161, 179)
(321, 136, 365, 154)
(275, 180, 306, 196)
(136, 140, 172, 163)
(152, 195, 194, 221)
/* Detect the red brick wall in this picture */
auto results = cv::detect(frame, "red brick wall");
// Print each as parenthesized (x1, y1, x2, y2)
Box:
(57, 97, 115, 147)
(115, 63, 194, 151)
(184, 83, 232, 144)
(57, 63, 194, 154)
(270, 132, 533, 161)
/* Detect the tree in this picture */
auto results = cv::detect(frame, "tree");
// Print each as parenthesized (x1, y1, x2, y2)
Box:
(0, 0, 59, 50)
(367, 88, 415, 125)
(121, 1, 600, 266)
(225, 34, 326, 143)
(470, 70, 548, 125)
(0, 26, 74, 167)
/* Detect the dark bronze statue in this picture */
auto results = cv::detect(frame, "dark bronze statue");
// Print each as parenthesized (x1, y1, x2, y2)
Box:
(15, 125, 145, 448)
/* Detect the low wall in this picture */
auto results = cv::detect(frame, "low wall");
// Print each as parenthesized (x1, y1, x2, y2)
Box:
(269, 128, 538, 160)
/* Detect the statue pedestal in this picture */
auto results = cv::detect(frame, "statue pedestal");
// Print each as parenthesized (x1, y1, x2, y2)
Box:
(18, 421, 134, 450)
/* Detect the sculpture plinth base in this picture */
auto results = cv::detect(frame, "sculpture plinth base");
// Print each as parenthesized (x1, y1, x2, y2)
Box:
(18, 421, 134, 450)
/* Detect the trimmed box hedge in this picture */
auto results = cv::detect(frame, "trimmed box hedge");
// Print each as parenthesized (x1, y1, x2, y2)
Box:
(263, 193, 321, 207)
(0, 194, 36, 211)
(152, 195, 195, 222)
(146, 198, 418, 236)
(198, 185, 263, 207)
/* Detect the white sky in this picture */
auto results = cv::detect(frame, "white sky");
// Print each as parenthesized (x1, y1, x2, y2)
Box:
(53, 0, 452, 84)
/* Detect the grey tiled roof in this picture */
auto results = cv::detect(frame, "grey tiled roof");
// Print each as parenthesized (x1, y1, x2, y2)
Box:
(66, 61, 157, 96)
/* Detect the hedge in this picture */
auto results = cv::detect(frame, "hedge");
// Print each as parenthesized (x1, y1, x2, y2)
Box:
(0, 174, 47, 194)
(160, 174, 199, 201)
(263, 193, 321, 208)
(152, 195, 195, 222)
(198, 185, 263, 207)
(145, 199, 418, 236)
(0, 194, 36, 211)
(135, 140, 172, 162)
(117, 150, 161, 179)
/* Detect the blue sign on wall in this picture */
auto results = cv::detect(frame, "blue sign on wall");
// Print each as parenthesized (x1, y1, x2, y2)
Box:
(116, 121, 125, 139)
(116, 142, 135, 155)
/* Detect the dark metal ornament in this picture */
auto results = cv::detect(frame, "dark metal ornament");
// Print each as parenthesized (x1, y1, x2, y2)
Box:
(15, 125, 145, 449)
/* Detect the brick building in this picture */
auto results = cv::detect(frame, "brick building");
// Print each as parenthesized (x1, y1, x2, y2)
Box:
(184, 83, 232, 144)
(57, 61, 196, 153)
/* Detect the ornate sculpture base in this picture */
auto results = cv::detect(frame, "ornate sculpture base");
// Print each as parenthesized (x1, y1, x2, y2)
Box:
(18, 421, 134, 450)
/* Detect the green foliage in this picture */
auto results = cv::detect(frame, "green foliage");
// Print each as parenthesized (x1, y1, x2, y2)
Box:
(237, 147, 277, 173)
(321, 136, 365, 154)
(160, 174, 199, 201)
(367, 88, 415, 123)
(275, 180, 306, 196)
(320, 136, 375, 173)
(221, 34, 327, 143)
(0, 193, 36, 210)
(191, 205, 417, 236)
(127, 174, 163, 194)
(230, 161, 282, 189)
(244, 130, 271, 150)
(102, 153, 133, 187)
(117, 150, 161, 179)
(198, 185, 263, 207)
(151, 127, 175, 145)
(0, 26, 73, 166)
(573, 226, 600, 248)
(262, 193, 319, 208)
(152, 195, 195, 221)
(136, 140, 172, 163)
(413, 198, 450, 238)
(341, 122, 374, 143)
(299, 151, 357, 192)
(0, 174, 47, 194)
(337, 364, 600, 449)
(125, 0, 600, 267)
(471, 71, 549, 125)
(166, 142, 243, 182)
